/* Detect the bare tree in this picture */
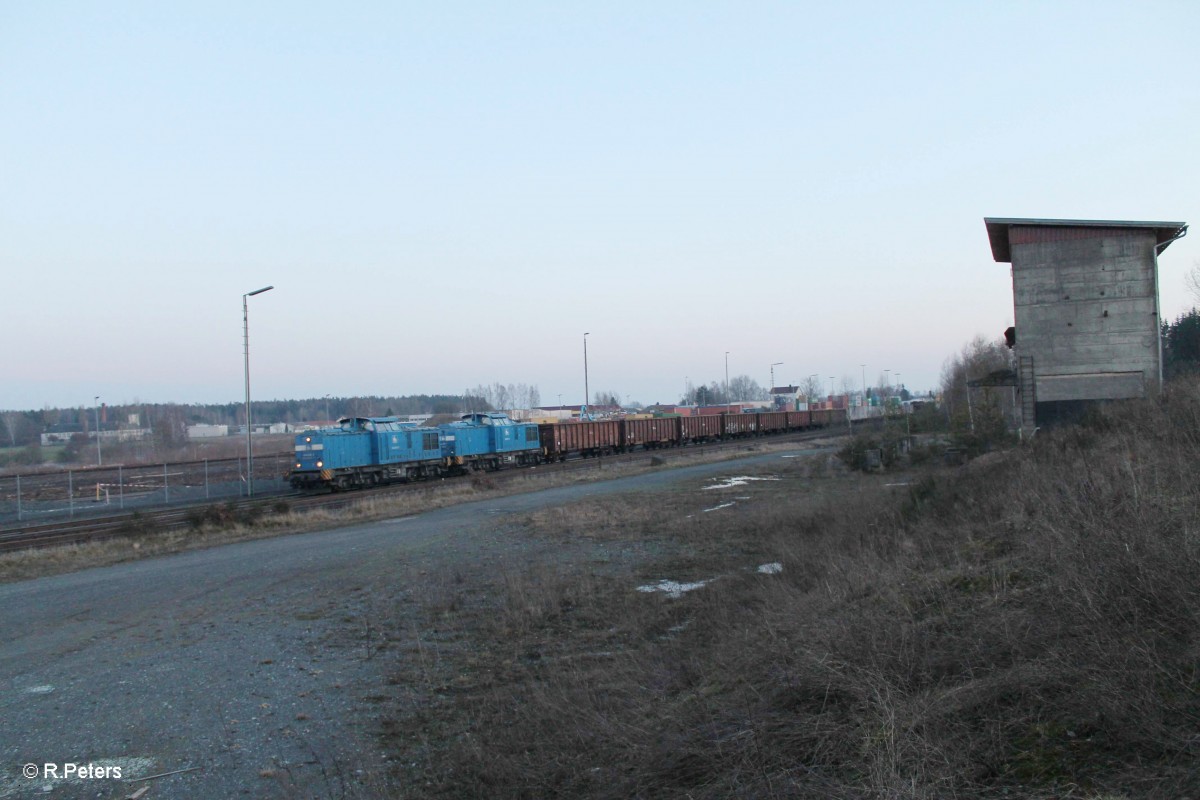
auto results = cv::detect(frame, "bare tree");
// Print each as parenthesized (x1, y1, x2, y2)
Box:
(1185, 260, 1200, 307)
(1, 411, 23, 447)
(728, 375, 769, 402)
(594, 390, 622, 407)
(940, 334, 1016, 428)
(797, 376, 824, 406)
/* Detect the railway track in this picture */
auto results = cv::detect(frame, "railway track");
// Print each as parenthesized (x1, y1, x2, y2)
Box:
(0, 428, 844, 554)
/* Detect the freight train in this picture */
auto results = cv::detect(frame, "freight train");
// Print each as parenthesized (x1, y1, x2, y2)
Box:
(289, 408, 842, 491)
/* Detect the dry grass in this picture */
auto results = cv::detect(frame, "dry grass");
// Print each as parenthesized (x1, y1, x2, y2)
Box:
(379, 384, 1200, 799)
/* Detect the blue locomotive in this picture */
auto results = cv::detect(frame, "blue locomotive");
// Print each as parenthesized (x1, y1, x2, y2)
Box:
(290, 416, 444, 490)
(440, 412, 541, 472)
(289, 413, 541, 491)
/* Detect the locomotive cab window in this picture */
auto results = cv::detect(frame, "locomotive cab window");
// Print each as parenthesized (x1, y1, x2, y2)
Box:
(423, 432, 438, 450)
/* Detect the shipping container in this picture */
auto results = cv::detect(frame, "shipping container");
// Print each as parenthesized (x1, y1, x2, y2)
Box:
(621, 417, 681, 449)
(537, 420, 621, 459)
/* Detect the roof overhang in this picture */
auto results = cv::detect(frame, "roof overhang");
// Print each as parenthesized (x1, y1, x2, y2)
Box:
(984, 217, 1188, 263)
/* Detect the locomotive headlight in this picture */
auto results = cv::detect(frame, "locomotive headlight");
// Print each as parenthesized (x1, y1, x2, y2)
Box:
(296, 463, 302, 469)
(305, 436, 312, 443)
(316, 460, 323, 468)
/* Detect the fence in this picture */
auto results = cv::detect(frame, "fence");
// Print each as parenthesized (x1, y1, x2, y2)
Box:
(0, 451, 292, 524)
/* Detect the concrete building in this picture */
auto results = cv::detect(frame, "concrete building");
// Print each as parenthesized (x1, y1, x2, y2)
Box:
(187, 424, 229, 440)
(985, 217, 1188, 433)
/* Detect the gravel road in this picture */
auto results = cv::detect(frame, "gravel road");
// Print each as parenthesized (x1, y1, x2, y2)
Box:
(0, 447, 824, 798)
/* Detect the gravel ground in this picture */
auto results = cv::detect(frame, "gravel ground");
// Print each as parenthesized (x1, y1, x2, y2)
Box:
(0, 447, 827, 799)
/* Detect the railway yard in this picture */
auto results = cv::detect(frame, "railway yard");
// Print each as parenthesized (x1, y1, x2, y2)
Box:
(0, 426, 843, 561)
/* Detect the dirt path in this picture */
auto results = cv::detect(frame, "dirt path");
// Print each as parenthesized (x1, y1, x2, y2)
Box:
(0, 447, 829, 798)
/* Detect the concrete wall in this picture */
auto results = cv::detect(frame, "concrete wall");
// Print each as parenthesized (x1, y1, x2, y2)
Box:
(1011, 227, 1161, 403)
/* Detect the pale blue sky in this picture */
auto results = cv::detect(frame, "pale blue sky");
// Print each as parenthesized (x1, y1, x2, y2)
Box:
(3, 1, 1197, 410)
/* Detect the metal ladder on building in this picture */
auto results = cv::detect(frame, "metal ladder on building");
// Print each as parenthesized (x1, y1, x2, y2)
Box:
(1018, 355, 1036, 437)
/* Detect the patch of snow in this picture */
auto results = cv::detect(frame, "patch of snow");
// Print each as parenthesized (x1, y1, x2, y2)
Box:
(757, 562, 783, 574)
(884, 482, 909, 487)
(703, 475, 781, 490)
(702, 502, 735, 513)
(637, 579, 711, 599)
(23, 685, 54, 695)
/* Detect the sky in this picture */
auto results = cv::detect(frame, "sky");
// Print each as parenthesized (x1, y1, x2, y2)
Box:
(3, 1, 1198, 411)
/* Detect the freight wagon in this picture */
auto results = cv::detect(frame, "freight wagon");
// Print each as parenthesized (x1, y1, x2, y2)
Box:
(621, 417, 682, 450)
(757, 411, 789, 434)
(537, 420, 621, 460)
(681, 414, 723, 442)
(722, 413, 758, 437)
(786, 410, 811, 429)
(809, 408, 842, 427)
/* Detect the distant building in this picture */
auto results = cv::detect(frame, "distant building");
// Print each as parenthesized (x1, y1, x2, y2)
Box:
(985, 217, 1188, 433)
(40, 424, 83, 446)
(234, 423, 293, 436)
(41, 423, 152, 446)
(769, 386, 800, 410)
(187, 424, 229, 439)
(532, 404, 621, 419)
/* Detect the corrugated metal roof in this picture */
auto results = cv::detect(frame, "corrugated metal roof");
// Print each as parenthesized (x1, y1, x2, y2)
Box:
(984, 217, 1188, 262)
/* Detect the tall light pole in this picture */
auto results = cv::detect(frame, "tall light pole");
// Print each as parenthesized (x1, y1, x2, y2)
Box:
(770, 362, 783, 391)
(860, 364, 866, 403)
(725, 351, 730, 413)
(244, 285, 274, 497)
(93, 396, 102, 466)
(583, 332, 590, 412)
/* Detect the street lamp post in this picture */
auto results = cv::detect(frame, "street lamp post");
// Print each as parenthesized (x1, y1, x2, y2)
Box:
(770, 362, 783, 392)
(93, 396, 102, 466)
(243, 285, 274, 497)
(725, 352, 730, 413)
(583, 332, 590, 412)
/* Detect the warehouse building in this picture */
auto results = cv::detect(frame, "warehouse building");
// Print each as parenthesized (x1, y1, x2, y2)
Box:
(985, 217, 1188, 434)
